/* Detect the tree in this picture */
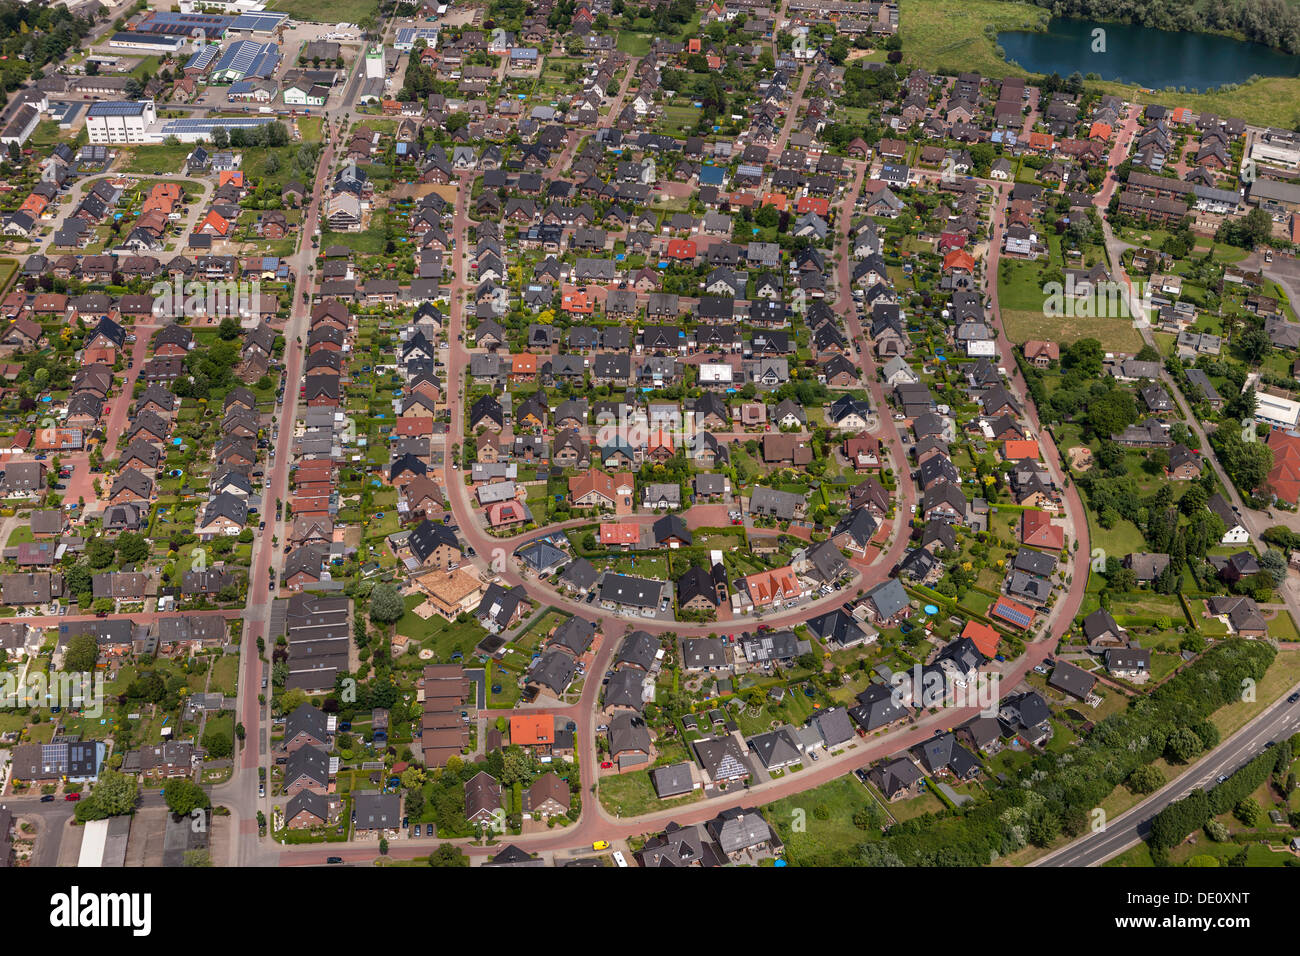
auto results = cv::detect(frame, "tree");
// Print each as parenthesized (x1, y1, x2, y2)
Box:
(1258, 548, 1288, 587)
(87, 537, 116, 569)
(74, 769, 137, 821)
(429, 843, 468, 866)
(369, 582, 404, 624)
(500, 747, 533, 786)
(1237, 327, 1272, 365)
(163, 778, 210, 817)
(1234, 798, 1261, 827)
(1165, 725, 1204, 764)
(202, 727, 233, 759)
(116, 532, 149, 564)
(1126, 764, 1164, 794)
(1062, 337, 1104, 376)
(64, 633, 99, 672)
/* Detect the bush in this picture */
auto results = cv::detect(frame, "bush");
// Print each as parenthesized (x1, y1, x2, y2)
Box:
(1126, 765, 1164, 795)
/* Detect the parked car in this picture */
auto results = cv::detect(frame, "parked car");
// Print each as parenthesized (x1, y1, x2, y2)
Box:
(40, 794, 54, 802)
(326, 857, 344, 864)
(592, 840, 610, 851)
(64, 793, 80, 801)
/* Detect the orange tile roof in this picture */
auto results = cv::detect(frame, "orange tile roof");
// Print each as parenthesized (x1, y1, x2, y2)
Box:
(488, 500, 528, 526)
(600, 522, 640, 545)
(1089, 121, 1112, 140)
(666, 238, 696, 260)
(648, 427, 673, 453)
(511, 353, 538, 374)
(1002, 439, 1039, 460)
(962, 620, 1000, 658)
(394, 417, 433, 436)
(1267, 428, 1300, 503)
(1021, 509, 1064, 550)
(743, 566, 800, 606)
(570, 469, 632, 505)
(561, 284, 593, 314)
(510, 713, 554, 746)
(942, 249, 975, 273)
(796, 195, 830, 216)
(199, 209, 230, 236)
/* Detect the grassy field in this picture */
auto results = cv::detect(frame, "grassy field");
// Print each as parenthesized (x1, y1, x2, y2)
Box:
(763, 775, 884, 866)
(902, 0, 1300, 127)
(209, 654, 239, 696)
(597, 770, 702, 817)
(903, 0, 1049, 75)
(1000, 308, 1147, 352)
(267, 0, 378, 22)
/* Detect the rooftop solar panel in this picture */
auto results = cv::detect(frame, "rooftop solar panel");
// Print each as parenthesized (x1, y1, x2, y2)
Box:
(992, 601, 1032, 627)
(230, 11, 288, 31)
(159, 117, 275, 133)
(185, 43, 221, 71)
(87, 101, 150, 117)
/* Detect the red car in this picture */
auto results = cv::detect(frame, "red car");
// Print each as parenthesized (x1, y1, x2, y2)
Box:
(64, 793, 80, 801)
(600, 761, 613, 770)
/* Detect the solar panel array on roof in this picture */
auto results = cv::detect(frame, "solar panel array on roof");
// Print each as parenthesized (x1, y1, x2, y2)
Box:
(87, 101, 150, 117)
(134, 11, 235, 35)
(992, 600, 1032, 628)
(230, 11, 288, 32)
(185, 43, 220, 72)
(213, 39, 279, 79)
(159, 117, 275, 134)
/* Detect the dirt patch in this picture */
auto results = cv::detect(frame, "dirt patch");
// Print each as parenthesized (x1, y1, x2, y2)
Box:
(1068, 445, 1093, 472)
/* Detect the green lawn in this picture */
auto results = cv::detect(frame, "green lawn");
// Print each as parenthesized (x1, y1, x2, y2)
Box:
(267, 0, 379, 22)
(1268, 610, 1300, 642)
(597, 770, 702, 817)
(395, 595, 485, 661)
(209, 654, 240, 696)
(763, 775, 885, 866)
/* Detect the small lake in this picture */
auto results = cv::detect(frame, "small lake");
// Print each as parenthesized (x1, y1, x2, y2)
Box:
(997, 18, 1300, 91)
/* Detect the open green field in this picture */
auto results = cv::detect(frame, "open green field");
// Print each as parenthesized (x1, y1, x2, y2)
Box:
(267, 0, 379, 22)
(1000, 308, 1146, 353)
(763, 775, 885, 866)
(598, 770, 702, 817)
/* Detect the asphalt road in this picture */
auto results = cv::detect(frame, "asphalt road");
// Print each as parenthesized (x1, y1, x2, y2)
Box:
(1036, 686, 1300, 866)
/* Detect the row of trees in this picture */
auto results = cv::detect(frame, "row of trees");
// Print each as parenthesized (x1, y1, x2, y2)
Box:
(1031, 0, 1300, 53)
(1148, 737, 1294, 851)
(838, 639, 1276, 864)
